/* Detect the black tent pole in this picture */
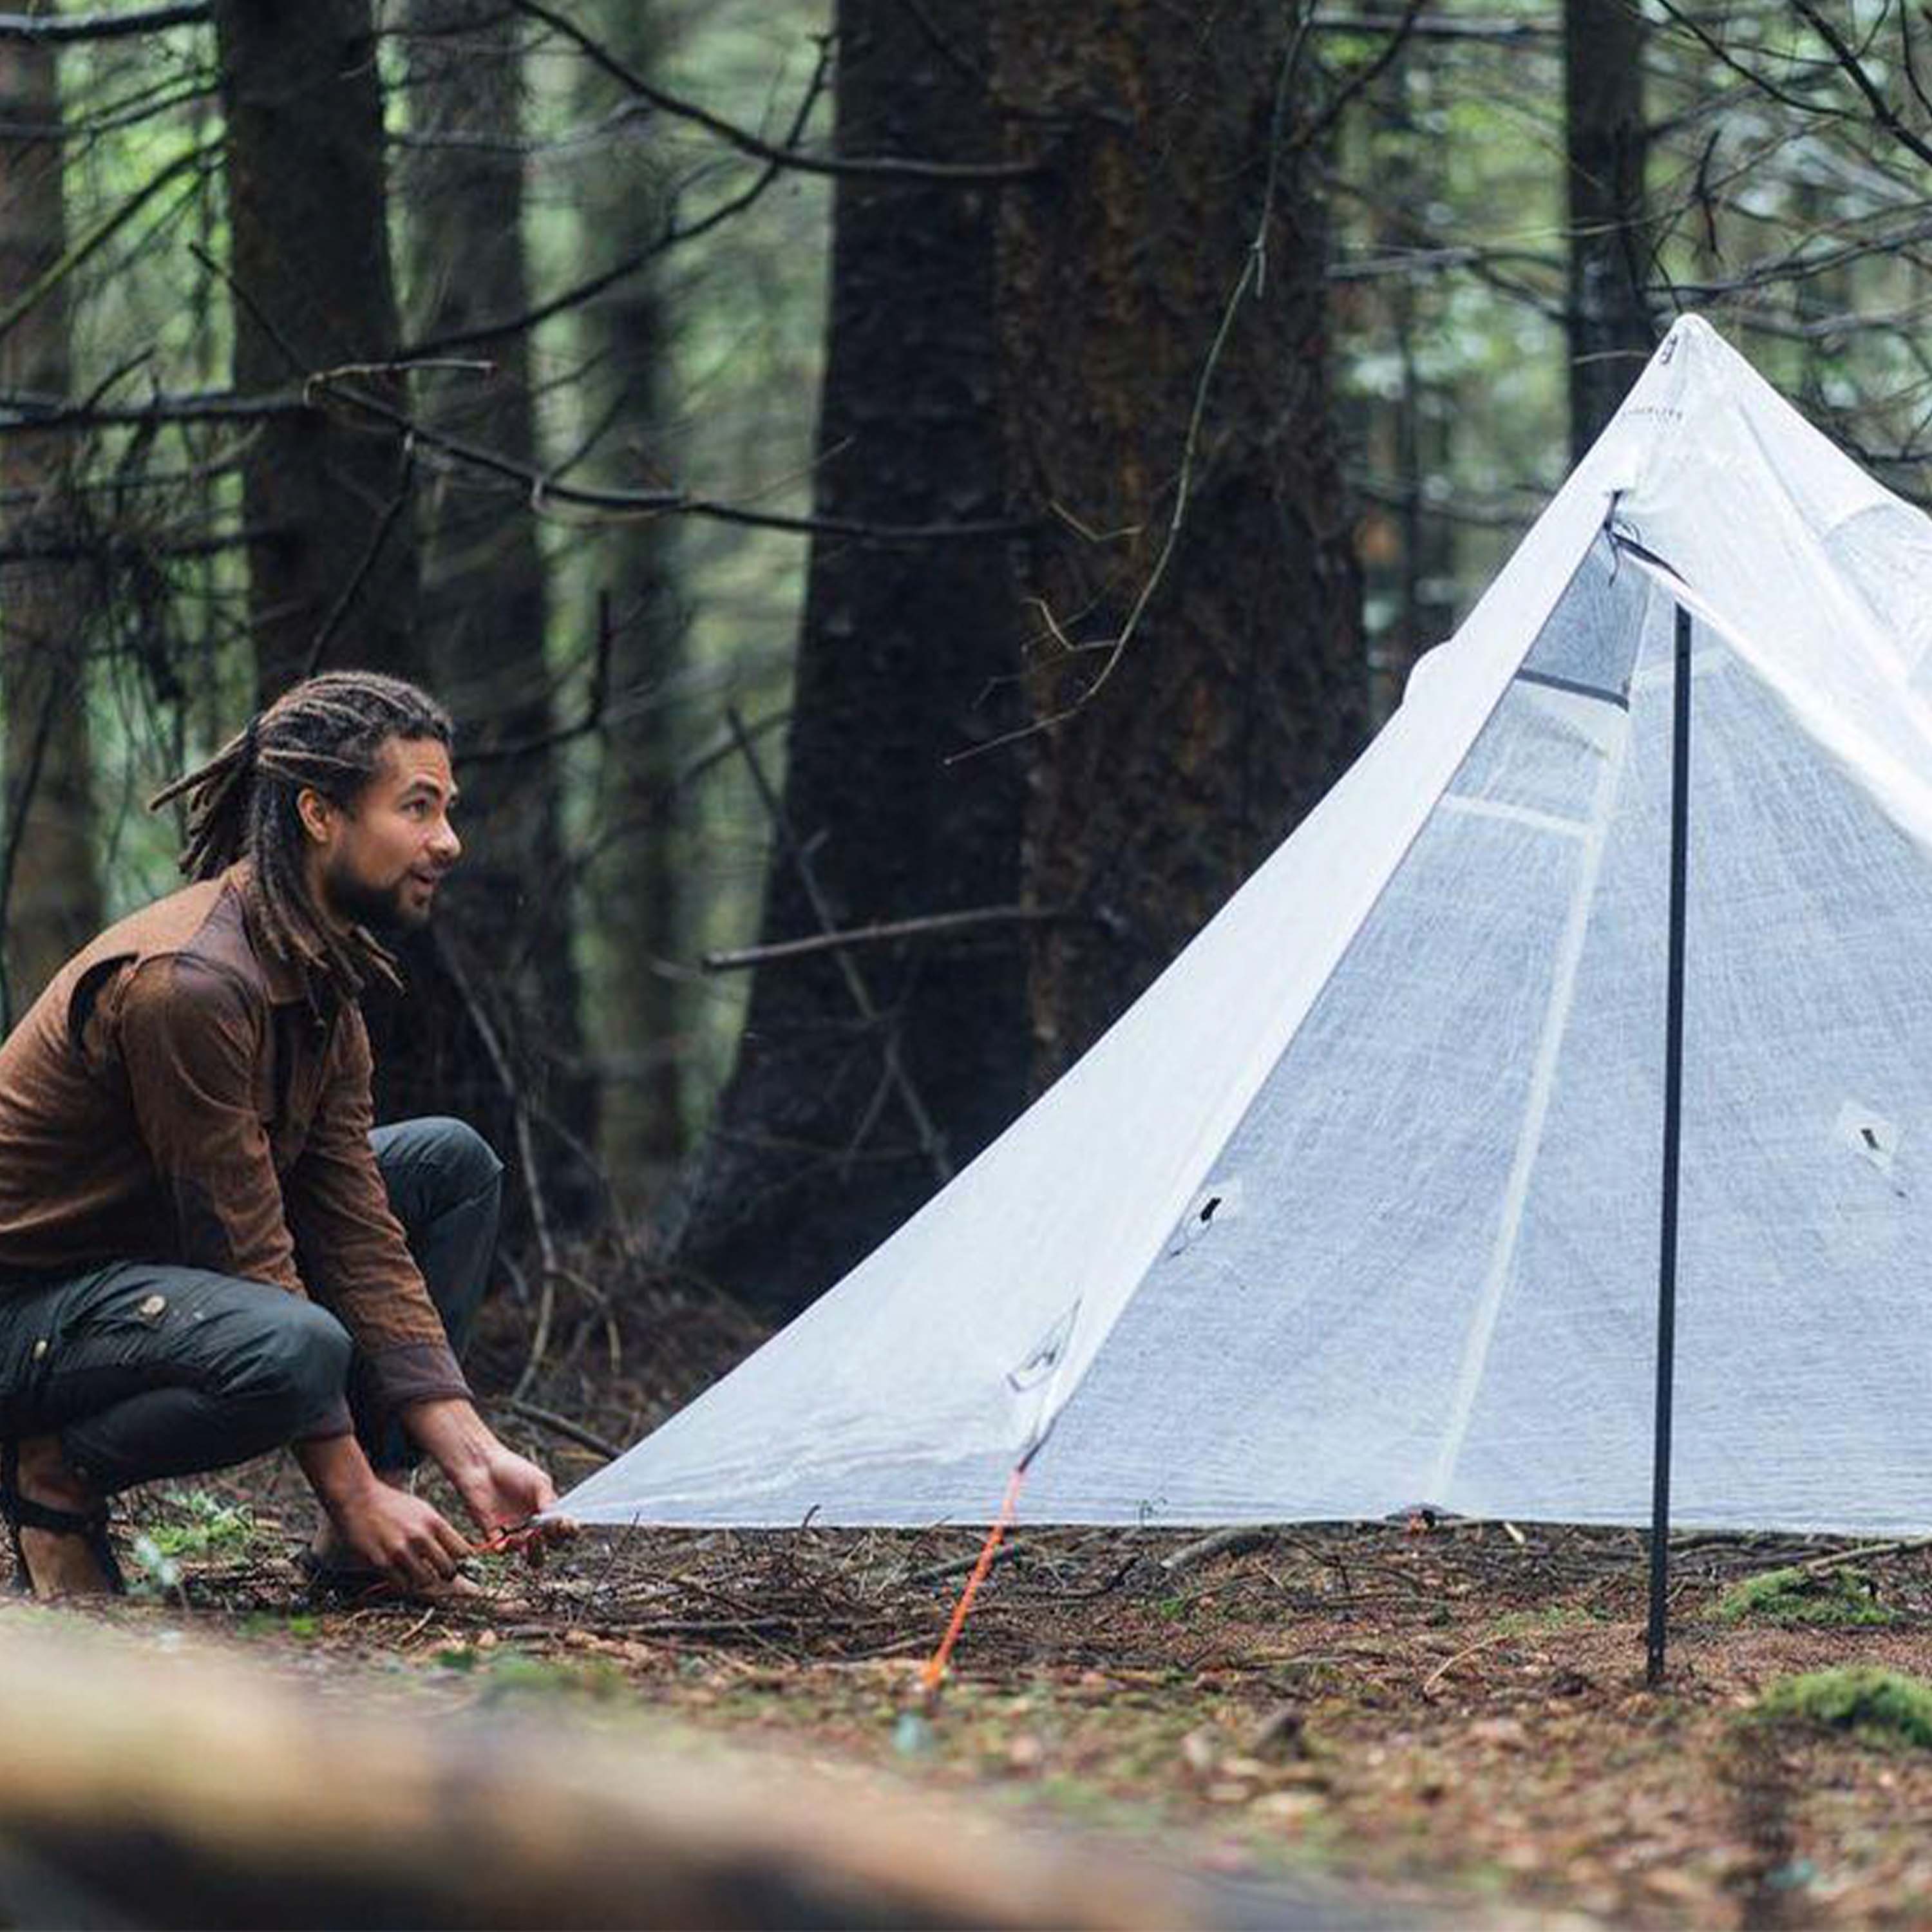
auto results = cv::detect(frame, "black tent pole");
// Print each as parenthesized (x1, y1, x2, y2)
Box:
(1647, 601, 1692, 1687)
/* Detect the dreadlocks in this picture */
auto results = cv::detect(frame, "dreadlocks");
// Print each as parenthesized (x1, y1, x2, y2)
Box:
(147, 670, 454, 997)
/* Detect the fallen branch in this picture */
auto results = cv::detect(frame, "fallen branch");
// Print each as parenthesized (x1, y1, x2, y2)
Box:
(497, 1396, 625, 1464)
(1161, 1527, 1283, 1574)
(0, 1619, 1202, 1929)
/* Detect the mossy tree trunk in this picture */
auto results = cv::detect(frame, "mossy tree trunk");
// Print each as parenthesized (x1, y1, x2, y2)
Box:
(0, 5, 102, 1028)
(571, 0, 688, 1216)
(395, 0, 596, 1217)
(665, 0, 1026, 1318)
(1564, 0, 1653, 455)
(210, 0, 422, 698)
(990, 2, 1365, 1083)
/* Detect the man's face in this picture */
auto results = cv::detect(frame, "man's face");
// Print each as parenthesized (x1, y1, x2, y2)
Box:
(307, 735, 462, 935)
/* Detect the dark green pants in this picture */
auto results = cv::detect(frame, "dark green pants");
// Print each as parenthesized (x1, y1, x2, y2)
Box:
(0, 1117, 500, 1493)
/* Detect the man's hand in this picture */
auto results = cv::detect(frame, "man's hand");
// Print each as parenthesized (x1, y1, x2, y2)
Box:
(450, 1439, 558, 1542)
(295, 1433, 470, 1590)
(402, 1397, 565, 1551)
(331, 1481, 473, 1589)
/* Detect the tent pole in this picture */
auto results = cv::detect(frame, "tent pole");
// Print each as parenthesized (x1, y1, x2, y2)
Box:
(1647, 601, 1692, 1687)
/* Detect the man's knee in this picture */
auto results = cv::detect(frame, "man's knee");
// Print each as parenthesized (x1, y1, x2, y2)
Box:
(231, 1298, 352, 1430)
(376, 1116, 503, 1212)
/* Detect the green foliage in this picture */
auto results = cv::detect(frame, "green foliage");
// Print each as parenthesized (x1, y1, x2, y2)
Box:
(1754, 1668, 1932, 1752)
(1488, 1604, 1602, 1638)
(473, 1648, 629, 1705)
(146, 1490, 257, 1560)
(1713, 1566, 1895, 1629)
(238, 1610, 319, 1640)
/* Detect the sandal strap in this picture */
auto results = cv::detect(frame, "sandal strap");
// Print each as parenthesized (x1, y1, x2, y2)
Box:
(7, 1492, 108, 1538)
(0, 1439, 125, 1595)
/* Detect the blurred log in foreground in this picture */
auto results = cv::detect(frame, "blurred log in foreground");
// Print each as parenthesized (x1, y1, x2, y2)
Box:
(0, 1616, 1203, 1931)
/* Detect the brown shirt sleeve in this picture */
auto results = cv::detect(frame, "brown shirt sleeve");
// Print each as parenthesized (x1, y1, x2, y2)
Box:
(115, 956, 354, 1439)
(283, 1003, 472, 1432)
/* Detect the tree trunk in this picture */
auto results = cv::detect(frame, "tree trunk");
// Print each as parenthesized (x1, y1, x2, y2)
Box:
(991, 3, 1365, 1083)
(1564, 0, 1653, 457)
(663, 0, 1026, 1318)
(395, 0, 596, 1218)
(0, 4, 102, 1027)
(571, 1, 688, 1215)
(209, 0, 421, 698)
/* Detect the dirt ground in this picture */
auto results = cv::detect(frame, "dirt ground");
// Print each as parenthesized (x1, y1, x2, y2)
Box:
(19, 1425, 1932, 1931)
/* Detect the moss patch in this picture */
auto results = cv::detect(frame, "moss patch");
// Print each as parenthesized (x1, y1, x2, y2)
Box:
(1714, 1565, 1895, 1628)
(1754, 1667, 1932, 1751)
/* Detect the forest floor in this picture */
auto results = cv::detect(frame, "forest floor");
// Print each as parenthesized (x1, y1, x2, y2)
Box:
(26, 1417, 1932, 1932)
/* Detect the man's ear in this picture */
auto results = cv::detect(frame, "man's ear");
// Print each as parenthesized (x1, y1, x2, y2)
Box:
(296, 786, 337, 846)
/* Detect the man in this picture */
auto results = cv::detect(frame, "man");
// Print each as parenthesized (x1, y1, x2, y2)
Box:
(0, 670, 558, 1598)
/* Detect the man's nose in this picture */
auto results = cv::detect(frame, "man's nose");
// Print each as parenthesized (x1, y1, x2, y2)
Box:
(431, 820, 462, 864)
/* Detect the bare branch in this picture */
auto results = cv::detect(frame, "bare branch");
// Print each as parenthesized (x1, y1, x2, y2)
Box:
(724, 708, 954, 1188)
(1296, 0, 1434, 151)
(457, 586, 613, 766)
(507, 0, 1046, 184)
(1791, 0, 1932, 171)
(0, 5, 207, 43)
(0, 145, 212, 352)
(301, 444, 416, 679)
(408, 37, 834, 357)
(703, 904, 1077, 973)
(305, 364, 1035, 544)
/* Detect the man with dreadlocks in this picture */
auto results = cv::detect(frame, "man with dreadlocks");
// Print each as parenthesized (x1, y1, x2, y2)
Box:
(0, 670, 558, 1598)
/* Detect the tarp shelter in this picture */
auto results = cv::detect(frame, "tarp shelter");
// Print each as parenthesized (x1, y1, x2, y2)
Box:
(562, 317, 1932, 1546)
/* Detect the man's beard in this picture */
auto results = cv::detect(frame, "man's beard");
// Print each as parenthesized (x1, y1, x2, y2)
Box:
(320, 857, 424, 936)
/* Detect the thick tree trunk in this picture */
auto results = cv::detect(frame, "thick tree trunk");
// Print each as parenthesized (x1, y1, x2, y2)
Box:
(1564, 0, 1653, 456)
(664, 0, 1025, 1317)
(210, 0, 421, 697)
(572, 1, 687, 1213)
(0, 6, 101, 1027)
(395, 0, 596, 1217)
(991, 4, 1365, 1083)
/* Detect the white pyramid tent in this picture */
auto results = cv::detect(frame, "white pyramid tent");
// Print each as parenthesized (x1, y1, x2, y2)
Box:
(563, 316, 1932, 1539)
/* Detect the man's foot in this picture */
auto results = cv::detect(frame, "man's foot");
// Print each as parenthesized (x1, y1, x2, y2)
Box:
(297, 1539, 489, 1605)
(4, 1435, 122, 1599)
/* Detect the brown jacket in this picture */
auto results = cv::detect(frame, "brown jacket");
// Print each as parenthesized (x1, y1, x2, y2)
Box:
(0, 861, 470, 1431)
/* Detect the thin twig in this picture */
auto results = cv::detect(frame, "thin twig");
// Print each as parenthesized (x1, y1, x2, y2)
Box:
(508, 0, 1045, 184)
(458, 586, 612, 766)
(725, 708, 952, 1188)
(701, 903, 1071, 972)
(950, 3, 1320, 764)
(430, 929, 564, 1402)
(0, 4, 207, 42)
(1792, 0, 1932, 170)
(301, 440, 415, 679)
(407, 34, 835, 359)
(0, 144, 211, 350)
(497, 1397, 624, 1463)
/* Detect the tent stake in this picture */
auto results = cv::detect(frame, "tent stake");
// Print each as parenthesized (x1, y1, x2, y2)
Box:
(1647, 601, 1692, 1687)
